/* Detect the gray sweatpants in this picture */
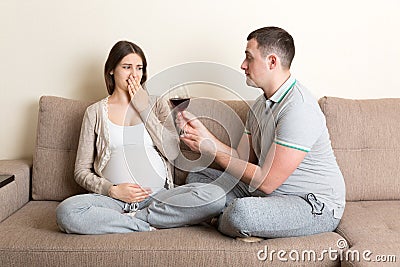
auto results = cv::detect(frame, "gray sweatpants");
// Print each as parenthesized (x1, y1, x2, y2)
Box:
(56, 182, 226, 234)
(186, 168, 340, 239)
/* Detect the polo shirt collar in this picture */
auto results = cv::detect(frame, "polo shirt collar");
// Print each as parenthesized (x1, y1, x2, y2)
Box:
(267, 75, 297, 103)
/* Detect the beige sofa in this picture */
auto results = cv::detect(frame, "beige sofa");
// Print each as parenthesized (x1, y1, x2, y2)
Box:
(0, 95, 399, 266)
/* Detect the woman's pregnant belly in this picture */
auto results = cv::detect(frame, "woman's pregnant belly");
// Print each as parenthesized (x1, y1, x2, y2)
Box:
(102, 145, 167, 194)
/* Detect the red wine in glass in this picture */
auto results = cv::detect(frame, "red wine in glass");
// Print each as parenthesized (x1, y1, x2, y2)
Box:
(169, 97, 190, 135)
(169, 97, 190, 111)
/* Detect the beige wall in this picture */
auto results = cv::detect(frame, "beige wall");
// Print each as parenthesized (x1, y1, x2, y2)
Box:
(1, 0, 400, 160)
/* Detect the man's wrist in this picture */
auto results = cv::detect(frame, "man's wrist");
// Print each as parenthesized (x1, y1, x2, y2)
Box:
(215, 150, 230, 167)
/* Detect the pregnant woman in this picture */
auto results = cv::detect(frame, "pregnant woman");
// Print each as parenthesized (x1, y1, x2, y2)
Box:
(56, 40, 225, 234)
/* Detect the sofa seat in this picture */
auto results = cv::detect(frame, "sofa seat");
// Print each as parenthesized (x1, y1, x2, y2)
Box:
(337, 201, 400, 266)
(0, 201, 343, 267)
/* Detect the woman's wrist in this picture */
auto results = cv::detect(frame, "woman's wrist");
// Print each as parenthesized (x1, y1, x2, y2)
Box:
(108, 184, 118, 198)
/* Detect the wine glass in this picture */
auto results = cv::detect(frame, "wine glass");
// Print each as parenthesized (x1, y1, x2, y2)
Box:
(168, 85, 190, 135)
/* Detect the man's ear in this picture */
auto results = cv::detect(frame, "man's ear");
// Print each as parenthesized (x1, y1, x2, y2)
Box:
(266, 54, 278, 70)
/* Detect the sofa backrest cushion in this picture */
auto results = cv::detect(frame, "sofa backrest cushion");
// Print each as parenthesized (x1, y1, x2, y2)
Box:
(319, 97, 400, 201)
(32, 96, 252, 201)
(32, 96, 93, 200)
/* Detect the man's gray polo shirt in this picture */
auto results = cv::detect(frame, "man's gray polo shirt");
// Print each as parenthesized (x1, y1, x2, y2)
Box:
(245, 75, 345, 219)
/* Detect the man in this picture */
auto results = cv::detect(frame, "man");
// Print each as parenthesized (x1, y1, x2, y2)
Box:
(177, 26, 345, 239)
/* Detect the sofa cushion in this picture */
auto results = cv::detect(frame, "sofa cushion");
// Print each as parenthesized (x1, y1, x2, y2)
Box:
(336, 201, 400, 246)
(319, 97, 400, 201)
(336, 201, 400, 266)
(32, 96, 93, 200)
(0, 201, 343, 266)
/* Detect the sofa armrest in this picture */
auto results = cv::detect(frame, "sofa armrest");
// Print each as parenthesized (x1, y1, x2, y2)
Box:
(0, 159, 31, 222)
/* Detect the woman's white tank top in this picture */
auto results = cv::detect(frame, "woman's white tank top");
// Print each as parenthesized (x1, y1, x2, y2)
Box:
(102, 119, 167, 194)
